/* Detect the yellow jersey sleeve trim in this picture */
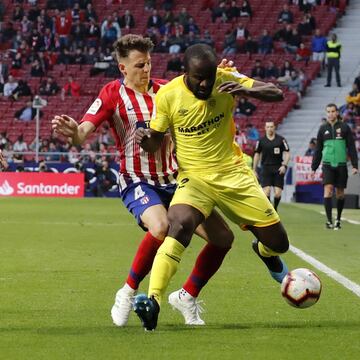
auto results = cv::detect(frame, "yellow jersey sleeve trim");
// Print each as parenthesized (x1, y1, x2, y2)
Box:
(217, 68, 254, 89)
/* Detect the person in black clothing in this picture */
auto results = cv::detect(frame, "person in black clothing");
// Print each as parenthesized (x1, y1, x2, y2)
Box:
(93, 159, 116, 197)
(311, 103, 358, 230)
(253, 121, 290, 211)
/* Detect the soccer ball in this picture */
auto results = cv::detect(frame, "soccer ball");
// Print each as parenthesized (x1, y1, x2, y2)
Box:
(281, 268, 322, 308)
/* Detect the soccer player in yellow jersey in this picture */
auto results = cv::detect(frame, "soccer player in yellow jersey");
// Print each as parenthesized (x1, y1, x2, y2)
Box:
(134, 44, 289, 331)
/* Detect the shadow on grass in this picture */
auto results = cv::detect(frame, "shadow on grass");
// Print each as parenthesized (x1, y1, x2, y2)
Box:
(1, 320, 360, 335)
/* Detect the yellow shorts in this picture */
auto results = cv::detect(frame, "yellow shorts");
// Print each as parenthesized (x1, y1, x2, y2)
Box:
(171, 166, 280, 229)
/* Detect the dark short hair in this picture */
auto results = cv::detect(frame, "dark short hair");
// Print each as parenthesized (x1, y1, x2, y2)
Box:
(326, 103, 338, 110)
(113, 34, 154, 62)
(183, 44, 217, 72)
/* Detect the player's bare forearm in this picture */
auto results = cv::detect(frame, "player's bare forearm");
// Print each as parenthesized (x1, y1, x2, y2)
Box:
(135, 128, 164, 153)
(218, 81, 283, 102)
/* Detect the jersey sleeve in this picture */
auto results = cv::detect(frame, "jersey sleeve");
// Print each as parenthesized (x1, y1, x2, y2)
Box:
(150, 87, 171, 133)
(80, 81, 118, 128)
(218, 68, 255, 89)
(281, 136, 290, 152)
(254, 139, 262, 153)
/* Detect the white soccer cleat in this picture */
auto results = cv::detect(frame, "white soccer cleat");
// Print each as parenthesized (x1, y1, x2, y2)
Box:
(111, 285, 136, 327)
(168, 289, 205, 325)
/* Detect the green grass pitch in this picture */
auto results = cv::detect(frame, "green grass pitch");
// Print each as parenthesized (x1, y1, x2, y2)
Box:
(1, 198, 360, 360)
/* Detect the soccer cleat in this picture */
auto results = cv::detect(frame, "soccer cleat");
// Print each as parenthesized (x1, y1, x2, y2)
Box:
(111, 286, 136, 327)
(168, 290, 205, 325)
(325, 221, 334, 229)
(334, 221, 341, 230)
(133, 294, 160, 331)
(252, 240, 288, 283)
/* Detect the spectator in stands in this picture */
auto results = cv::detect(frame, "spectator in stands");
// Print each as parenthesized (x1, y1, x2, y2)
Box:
(346, 84, 360, 105)
(239, 0, 252, 18)
(0, 55, 9, 94)
(296, 42, 311, 64)
(265, 61, 280, 81)
(258, 29, 273, 55)
(278, 4, 294, 24)
(233, 21, 249, 52)
(39, 76, 60, 96)
(21, 15, 32, 36)
(162, 0, 174, 11)
(85, 3, 98, 21)
(120, 10, 135, 30)
(198, 30, 214, 48)
(0, 131, 9, 150)
(38, 160, 50, 172)
(80, 143, 96, 163)
(251, 60, 266, 80)
(311, 28, 327, 65)
(177, 7, 190, 27)
(11, 52, 23, 70)
(184, 17, 200, 35)
(68, 145, 80, 164)
(45, 141, 61, 162)
(13, 135, 28, 162)
(166, 53, 184, 74)
(168, 28, 185, 53)
(12, 4, 24, 22)
(286, 70, 303, 106)
(163, 9, 175, 25)
(3, 75, 18, 98)
(101, 15, 121, 50)
(154, 34, 170, 53)
(245, 123, 260, 142)
(11, 79, 32, 100)
(226, 0, 240, 21)
(285, 28, 302, 54)
(305, 137, 317, 157)
(235, 96, 257, 117)
(234, 128, 247, 148)
(147, 9, 162, 29)
(73, 47, 87, 65)
(93, 159, 116, 197)
(61, 75, 81, 100)
(14, 100, 41, 122)
(86, 18, 101, 48)
(71, 19, 87, 48)
(55, 11, 72, 49)
(342, 102, 357, 129)
(211, 1, 227, 23)
(325, 33, 342, 87)
(278, 61, 294, 84)
(222, 30, 237, 55)
(0, 149, 8, 171)
(244, 35, 258, 54)
(30, 59, 45, 77)
(144, 0, 157, 11)
(297, 14, 313, 36)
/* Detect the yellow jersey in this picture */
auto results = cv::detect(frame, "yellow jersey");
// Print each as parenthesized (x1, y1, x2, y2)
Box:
(150, 68, 254, 173)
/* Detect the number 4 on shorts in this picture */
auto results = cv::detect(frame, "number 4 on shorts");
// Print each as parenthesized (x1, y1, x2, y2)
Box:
(134, 185, 146, 200)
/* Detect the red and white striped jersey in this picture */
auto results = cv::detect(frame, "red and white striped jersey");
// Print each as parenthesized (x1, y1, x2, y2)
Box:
(81, 79, 178, 190)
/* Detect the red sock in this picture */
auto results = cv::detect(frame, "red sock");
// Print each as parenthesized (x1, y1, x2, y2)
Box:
(126, 232, 163, 290)
(183, 243, 231, 297)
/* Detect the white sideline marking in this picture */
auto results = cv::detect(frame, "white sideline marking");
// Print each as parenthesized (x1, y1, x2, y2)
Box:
(0, 220, 133, 227)
(319, 211, 360, 225)
(290, 244, 360, 298)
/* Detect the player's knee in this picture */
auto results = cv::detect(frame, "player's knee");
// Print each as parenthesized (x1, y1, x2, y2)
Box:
(220, 228, 234, 248)
(168, 219, 194, 246)
(148, 219, 169, 240)
(275, 227, 289, 254)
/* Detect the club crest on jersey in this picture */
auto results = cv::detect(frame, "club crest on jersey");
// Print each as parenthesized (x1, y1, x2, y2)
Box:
(87, 98, 102, 115)
(140, 195, 150, 204)
(208, 98, 216, 108)
(178, 108, 189, 116)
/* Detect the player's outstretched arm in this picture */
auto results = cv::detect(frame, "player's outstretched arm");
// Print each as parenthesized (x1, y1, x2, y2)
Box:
(51, 115, 95, 145)
(218, 80, 283, 102)
(135, 128, 164, 153)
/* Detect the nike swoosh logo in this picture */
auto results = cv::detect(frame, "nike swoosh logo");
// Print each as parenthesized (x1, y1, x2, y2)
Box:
(127, 107, 134, 111)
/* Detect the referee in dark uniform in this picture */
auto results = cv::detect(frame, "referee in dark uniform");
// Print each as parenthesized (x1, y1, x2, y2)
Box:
(311, 103, 358, 230)
(253, 121, 290, 211)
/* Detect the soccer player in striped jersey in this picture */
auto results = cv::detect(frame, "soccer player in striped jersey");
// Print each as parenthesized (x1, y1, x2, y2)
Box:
(52, 34, 235, 327)
(134, 44, 290, 331)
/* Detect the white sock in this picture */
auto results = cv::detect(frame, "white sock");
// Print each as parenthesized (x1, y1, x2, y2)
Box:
(122, 283, 136, 294)
(179, 288, 195, 301)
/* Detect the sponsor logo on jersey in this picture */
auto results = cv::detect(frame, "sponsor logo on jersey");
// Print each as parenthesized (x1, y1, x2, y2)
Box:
(177, 112, 224, 135)
(87, 98, 102, 115)
(178, 108, 189, 116)
(265, 208, 274, 216)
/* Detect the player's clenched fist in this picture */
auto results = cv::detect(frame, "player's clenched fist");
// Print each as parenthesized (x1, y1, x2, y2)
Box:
(135, 128, 151, 144)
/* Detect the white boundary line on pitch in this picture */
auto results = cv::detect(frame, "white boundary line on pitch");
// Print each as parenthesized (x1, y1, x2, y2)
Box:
(289, 245, 360, 298)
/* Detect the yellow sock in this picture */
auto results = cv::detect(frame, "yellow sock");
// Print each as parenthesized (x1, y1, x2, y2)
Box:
(148, 236, 185, 305)
(258, 242, 281, 257)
